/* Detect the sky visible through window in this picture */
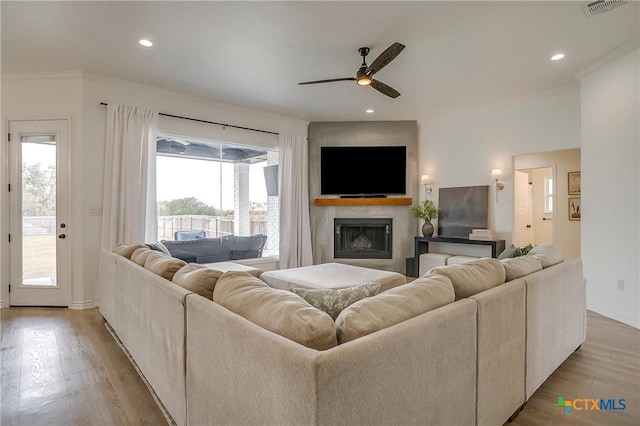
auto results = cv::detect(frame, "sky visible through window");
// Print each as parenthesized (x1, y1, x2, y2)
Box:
(156, 155, 269, 211)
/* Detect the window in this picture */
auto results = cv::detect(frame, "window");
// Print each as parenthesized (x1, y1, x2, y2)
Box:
(156, 135, 279, 257)
(544, 176, 553, 213)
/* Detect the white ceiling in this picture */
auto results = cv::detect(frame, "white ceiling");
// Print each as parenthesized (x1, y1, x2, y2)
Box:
(2, 1, 639, 122)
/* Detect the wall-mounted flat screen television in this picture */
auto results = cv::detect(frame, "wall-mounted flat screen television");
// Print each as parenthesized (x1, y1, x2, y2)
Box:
(320, 146, 406, 196)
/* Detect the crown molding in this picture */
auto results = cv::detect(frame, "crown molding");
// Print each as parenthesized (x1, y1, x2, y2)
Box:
(576, 38, 640, 80)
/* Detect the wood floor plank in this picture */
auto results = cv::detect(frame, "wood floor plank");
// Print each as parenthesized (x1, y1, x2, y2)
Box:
(1, 307, 638, 425)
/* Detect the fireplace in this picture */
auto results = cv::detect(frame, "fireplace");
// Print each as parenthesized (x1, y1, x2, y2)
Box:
(334, 218, 392, 259)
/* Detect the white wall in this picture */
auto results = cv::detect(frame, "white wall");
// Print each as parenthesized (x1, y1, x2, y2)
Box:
(579, 42, 640, 328)
(418, 87, 582, 249)
(1, 72, 308, 308)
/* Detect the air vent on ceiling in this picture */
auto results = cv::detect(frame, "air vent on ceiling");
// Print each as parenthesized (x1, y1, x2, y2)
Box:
(583, 0, 628, 16)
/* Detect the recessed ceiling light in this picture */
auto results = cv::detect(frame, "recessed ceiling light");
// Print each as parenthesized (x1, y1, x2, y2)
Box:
(366, 109, 374, 114)
(551, 53, 565, 61)
(139, 39, 153, 47)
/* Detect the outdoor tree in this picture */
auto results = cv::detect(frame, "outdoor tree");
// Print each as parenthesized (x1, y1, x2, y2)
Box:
(22, 163, 56, 216)
(158, 197, 231, 216)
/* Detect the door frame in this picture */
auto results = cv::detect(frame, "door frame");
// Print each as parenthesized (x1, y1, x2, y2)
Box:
(6, 119, 72, 307)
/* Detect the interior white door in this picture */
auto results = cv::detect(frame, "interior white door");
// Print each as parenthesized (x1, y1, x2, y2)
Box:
(514, 170, 532, 248)
(8, 120, 70, 306)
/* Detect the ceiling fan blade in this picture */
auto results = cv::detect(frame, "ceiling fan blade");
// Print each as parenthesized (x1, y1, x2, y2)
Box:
(370, 79, 401, 98)
(298, 77, 356, 85)
(365, 42, 405, 76)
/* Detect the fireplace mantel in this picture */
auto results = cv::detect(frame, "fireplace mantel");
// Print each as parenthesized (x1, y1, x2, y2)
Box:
(314, 197, 412, 207)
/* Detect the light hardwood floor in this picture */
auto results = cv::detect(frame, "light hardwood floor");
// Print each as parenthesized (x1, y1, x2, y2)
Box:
(1, 308, 638, 425)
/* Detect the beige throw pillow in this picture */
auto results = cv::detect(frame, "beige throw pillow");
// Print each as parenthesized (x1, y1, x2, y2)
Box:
(144, 252, 187, 281)
(213, 271, 337, 351)
(172, 263, 223, 299)
(429, 258, 506, 300)
(501, 256, 543, 281)
(290, 282, 380, 320)
(528, 244, 564, 268)
(131, 247, 154, 266)
(335, 275, 455, 344)
(113, 243, 146, 259)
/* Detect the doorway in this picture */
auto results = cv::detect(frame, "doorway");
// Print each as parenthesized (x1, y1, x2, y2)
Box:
(514, 166, 554, 248)
(8, 120, 70, 306)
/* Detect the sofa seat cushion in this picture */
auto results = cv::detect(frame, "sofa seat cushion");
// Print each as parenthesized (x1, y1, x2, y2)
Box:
(335, 275, 455, 344)
(290, 282, 380, 320)
(212, 271, 337, 351)
(113, 243, 147, 259)
(429, 258, 506, 300)
(144, 252, 187, 281)
(173, 263, 224, 299)
(501, 256, 543, 281)
(528, 243, 563, 268)
(131, 247, 154, 266)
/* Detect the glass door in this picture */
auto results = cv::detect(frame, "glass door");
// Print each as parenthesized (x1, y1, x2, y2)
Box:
(9, 120, 70, 306)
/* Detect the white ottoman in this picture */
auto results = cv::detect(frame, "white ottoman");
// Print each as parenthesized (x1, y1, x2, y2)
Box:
(260, 262, 406, 292)
(419, 253, 452, 276)
(446, 255, 479, 266)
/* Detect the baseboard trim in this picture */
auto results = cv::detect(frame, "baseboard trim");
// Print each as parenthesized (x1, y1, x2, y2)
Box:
(587, 303, 639, 329)
(69, 300, 97, 310)
(0, 299, 6, 308)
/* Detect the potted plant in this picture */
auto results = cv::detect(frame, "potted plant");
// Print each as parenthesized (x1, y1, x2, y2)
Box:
(412, 200, 438, 237)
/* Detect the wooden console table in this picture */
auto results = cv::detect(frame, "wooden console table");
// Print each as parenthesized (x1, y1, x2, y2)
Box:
(408, 236, 506, 277)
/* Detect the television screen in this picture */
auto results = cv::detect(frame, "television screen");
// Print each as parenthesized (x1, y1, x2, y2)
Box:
(320, 146, 406, 196)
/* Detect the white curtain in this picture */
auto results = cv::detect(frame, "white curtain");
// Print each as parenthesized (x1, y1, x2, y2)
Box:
(278, 133, 313, 268)
(100, 104, 159, 250)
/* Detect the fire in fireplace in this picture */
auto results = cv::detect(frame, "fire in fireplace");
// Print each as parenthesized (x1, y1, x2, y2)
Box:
(334, 218, 392, 259)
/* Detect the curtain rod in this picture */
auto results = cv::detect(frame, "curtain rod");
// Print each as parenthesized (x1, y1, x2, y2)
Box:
(99, 102, 279, 136)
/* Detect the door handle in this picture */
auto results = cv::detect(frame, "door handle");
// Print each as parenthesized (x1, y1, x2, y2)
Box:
(58, 234, 66, 239)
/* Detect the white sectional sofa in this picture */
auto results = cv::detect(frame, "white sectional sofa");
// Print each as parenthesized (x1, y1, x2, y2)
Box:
(98, 243, 585, 426)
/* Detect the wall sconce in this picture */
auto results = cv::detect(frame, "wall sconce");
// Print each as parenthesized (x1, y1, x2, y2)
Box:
(491, 169, 504, 203)
(421, 174, 433, 197)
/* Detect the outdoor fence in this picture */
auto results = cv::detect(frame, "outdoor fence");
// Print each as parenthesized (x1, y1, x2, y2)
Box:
(158, 215, 267, 240)
(23, 216, 56, 235)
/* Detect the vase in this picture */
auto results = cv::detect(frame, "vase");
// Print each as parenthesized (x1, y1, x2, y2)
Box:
(422, 220, 434, 237)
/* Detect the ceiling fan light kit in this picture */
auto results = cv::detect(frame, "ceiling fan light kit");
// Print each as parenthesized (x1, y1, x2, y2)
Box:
(298, 42, 405, 98)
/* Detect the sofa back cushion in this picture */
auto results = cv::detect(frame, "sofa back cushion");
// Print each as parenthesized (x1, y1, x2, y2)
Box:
(131, 247, 154, 266)
(212, 271, 337, 350)
(173, 263, 223, 299)
(527, 244, 563, 268)
(501, 256, 543, 281)
(144, 252, 187, 281)
(113, 243, 147, 259)
(429, 258, 506, 300)
(335, 275, 455, 344)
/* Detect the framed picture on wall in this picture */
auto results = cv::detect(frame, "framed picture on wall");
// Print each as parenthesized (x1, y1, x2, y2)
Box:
(568, 171, 581, 195)
(569, 197, 581, 221)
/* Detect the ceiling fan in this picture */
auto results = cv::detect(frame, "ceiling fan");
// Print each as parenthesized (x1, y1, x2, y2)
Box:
(298, 42, 405, 98)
